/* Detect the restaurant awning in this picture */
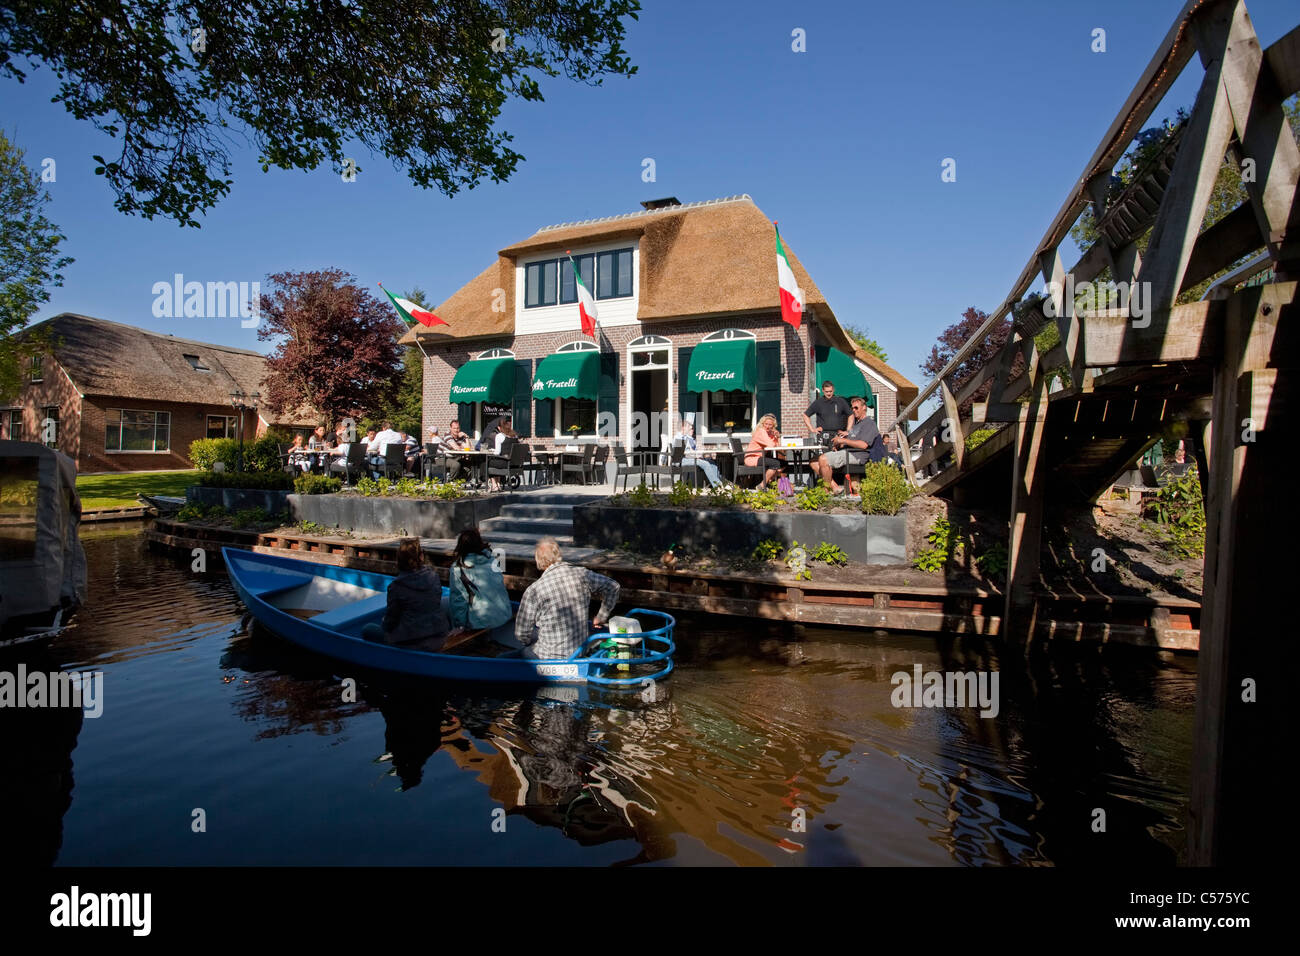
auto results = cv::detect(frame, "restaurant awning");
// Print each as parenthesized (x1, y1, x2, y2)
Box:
(686, 338, 756, 393)
(532, 350, 600, 400)
(814, 346, 871, 402)
(449, 357, 514, 405)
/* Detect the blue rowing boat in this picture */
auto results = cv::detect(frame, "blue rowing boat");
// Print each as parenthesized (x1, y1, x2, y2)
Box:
(222, 547, 675, 686)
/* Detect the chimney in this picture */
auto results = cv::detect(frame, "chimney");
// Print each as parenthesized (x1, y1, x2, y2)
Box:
(639, 197, 682, 210)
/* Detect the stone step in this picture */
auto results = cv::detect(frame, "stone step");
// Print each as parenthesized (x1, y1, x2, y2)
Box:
(421, 538, 597, 561)
(479, 516, 573, 537)
(481, 531, 576, 547)
(499, 502, 575, 520)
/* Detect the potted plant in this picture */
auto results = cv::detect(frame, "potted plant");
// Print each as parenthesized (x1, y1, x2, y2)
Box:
(724, 421, 736, 438)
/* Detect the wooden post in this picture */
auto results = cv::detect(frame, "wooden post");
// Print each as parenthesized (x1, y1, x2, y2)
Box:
(939, 381, 966, 470)
(1004, 348, 1049, 642)
(1189, 282, 1294, 865)
(895, 424, 918, 487)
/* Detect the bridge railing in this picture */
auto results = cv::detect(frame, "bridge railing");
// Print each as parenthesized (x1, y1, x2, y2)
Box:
(895, 0, 1300, 490)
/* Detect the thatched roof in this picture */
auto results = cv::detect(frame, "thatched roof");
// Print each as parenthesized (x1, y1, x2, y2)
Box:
(400, 196, 916, 409)
(26, 314, 317, 424)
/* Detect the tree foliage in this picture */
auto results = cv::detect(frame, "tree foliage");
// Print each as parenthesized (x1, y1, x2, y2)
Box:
(1069, 97, 1300, 303)
(920, 307, 1021, 414)
(0, 129, 72, 401)
(0, 0, 641, 226)
(843, 323, 888, 362)
(256, 269, 404, 425)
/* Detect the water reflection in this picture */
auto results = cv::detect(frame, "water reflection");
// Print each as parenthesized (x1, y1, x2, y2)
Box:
(39, 531, 1196, 866)
(0, 647, 84, 866)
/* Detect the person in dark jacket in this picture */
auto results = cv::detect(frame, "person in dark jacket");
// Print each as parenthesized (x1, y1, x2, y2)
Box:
(362, 538, 450, 650)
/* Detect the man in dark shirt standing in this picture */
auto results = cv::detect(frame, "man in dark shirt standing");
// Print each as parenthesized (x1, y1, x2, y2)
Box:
(812, 396, 883, 494)
(803, 381, 853, 438)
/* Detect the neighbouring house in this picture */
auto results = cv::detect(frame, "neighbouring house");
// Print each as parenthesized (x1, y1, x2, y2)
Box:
(400, 194, 917, 456)
(1, 314, 318, 473)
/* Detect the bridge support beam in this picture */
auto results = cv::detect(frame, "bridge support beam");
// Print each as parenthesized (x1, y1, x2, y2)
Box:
(1190, 282, 1295, 864)
(1004, 360, 1049, 641)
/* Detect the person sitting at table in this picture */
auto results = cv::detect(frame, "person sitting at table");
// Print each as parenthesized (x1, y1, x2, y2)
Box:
(361, 538, 451, 650)
(745, 413, 787, 491)
(487, 421, 518, 491)
(441, 420, 473, 480)
(448, 528, 512, 631)
(401, 431, 420, 475)
(286, 433, 312, 473)
(306, 425, 332, 472)
(813, 396, 883, 495)
(675, 419, 724, 488)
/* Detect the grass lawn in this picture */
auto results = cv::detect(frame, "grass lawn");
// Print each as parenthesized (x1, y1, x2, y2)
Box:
(77, 470, 200, 509)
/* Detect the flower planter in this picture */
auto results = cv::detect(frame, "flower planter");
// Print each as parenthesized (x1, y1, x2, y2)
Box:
(290, 493, 508, 537)
(187, 486, 291, 513)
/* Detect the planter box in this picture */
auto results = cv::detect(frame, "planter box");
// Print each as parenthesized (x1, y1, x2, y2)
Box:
(291, 493, 508, 538)
(187, 486, 292, 514)
(572, 503, 908, 565)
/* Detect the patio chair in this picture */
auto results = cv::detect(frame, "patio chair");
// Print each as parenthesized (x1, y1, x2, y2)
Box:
(562, 444, 597, 485)
(728, 436, 766, 487)
(611, 443, 646, 493)
(423, 443, 448, 481)
(643, 440, 683, 488)
(329, 443, 366, 485)
(487, 440, 529, 490)
(379, 444, 405, 479)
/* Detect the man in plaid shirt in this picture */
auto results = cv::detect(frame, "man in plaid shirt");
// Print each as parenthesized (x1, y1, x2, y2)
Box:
(515, 537, 620, 659)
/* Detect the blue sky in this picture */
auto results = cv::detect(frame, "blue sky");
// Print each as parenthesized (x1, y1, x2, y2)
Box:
(5, 0, 1296, 408)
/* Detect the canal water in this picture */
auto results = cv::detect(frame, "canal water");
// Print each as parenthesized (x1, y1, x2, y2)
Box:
(5, 526, 1197, 866)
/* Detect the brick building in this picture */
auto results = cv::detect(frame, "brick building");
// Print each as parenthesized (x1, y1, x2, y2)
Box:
(401, 195, 917, 455)
(1, 314, 317, 472)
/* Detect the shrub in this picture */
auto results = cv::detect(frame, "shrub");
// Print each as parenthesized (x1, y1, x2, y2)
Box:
(189, 438, 239, 472)
(231, 506, 272, 528)
(627, 482, 655, 508)
(243, 433, 289, 473)
(704, 484, 746, 508)
(976, 541, 1008, 581)
(859, 461, 913, 515)
(752, 538, 784, 561)
(746, 486, 781, 511)
(294, 474, 341, 495)
(354, 477, 382, 497)
(965, 427, 998, 451)
(794, 480, 834, 511)
(197, 471, 295, 490)
(914, 516, 959, 572)
(1143, 469, 1205, 558)
(667, 480, 696, 507)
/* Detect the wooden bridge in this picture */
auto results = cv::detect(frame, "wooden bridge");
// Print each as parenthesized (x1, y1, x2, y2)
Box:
(893, 0, 1296, 866)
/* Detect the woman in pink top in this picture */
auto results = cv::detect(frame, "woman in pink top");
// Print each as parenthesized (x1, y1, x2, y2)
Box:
(745, 414, 787, 490)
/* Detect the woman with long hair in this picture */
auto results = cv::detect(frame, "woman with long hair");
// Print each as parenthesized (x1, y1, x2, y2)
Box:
(448, 528, 513, 631)
(744, 413, 787, 490)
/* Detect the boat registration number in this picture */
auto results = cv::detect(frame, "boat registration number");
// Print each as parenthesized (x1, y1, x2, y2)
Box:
(536, 664, 579, 678)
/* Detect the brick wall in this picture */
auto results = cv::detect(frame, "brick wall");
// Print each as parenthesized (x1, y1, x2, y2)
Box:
(421, 310, 903, 452)
(78, 399, 261, 473)
(0, 357, 82, 459)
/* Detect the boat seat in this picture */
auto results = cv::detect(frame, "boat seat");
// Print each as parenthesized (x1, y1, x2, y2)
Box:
(311, 594, 388, 629)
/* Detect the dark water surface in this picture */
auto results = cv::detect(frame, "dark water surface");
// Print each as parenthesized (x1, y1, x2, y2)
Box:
(5, 526, 1198, 866)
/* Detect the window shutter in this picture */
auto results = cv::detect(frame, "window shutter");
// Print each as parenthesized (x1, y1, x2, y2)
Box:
(513, 359, 532, 438)
(598, 352, 619, 438)
(535, 397, 554, 438)
(458, 402, 474, 434)
(678, 346, 696, 418)
(756, 341, 782, 422)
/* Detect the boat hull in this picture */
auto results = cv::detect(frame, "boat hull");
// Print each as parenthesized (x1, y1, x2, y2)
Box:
(222, 547, 595, 683)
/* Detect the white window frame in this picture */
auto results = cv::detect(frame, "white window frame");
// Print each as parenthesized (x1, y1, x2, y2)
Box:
(207, 414, 238, 439)
(105, 408, 171, 454)
(696, 329, 757, 440)
(624, 334, 672, 447)
(2, 407, 22, 441)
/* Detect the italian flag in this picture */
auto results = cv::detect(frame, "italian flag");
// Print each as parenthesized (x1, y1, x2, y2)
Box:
(568, 252, 598, 338)
(775, 223, 803, 330)
(380, 284, 447, 328)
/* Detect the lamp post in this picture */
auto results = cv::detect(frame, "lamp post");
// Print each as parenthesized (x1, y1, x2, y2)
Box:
(230, 389, 261, 472)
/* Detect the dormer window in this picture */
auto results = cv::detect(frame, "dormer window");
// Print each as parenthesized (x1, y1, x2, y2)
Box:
(525, 247, 633, 308)
(183, 353, 211, 371)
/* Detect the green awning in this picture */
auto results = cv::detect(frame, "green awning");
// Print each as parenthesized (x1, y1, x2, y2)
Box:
(532, 350, 600, 400)
(686, 338, 756, 393)
(815, 346, 871, 402)
(450, 357, 514, 405)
